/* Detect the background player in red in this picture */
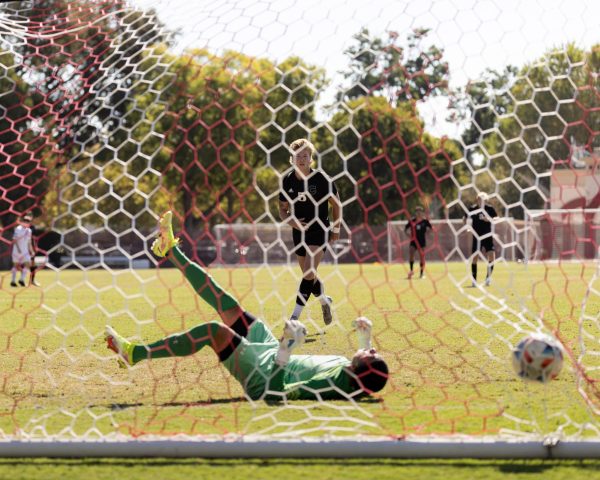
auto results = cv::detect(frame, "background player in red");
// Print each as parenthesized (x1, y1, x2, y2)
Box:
(404, 206, 433, 279)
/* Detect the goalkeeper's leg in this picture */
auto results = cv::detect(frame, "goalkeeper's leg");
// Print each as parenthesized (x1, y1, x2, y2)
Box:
(169, 244, 242, 317)
(106, 322, 241, 366)
(152, 211, 255, 335)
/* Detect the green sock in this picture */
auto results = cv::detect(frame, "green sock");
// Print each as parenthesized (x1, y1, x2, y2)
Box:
(132, 322, 220, 363)
(170, 245, 240, 313)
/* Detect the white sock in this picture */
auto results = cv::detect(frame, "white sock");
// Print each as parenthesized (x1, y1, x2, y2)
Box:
(291, 303, 304, 319)
(317, 295, 329, 306)
(20, 268, 28, 281)
(11, 268, 16, 282)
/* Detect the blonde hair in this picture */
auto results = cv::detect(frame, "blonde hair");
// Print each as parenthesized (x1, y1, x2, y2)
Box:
(289, 138, 316, 164)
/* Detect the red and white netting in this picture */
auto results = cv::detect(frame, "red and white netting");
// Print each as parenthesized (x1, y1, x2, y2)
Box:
(0, 0, 599, 446)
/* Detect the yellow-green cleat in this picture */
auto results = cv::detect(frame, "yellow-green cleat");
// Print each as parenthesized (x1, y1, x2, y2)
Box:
(151, 210, 180, 258)
(105, 325, 134, 368)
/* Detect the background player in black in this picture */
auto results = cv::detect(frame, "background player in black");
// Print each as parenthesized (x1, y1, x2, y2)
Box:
(463, 192, 498, 287)
(278, 139, 342, 325)
(28, 217, 42, 287)
(404, 206, 432, 279)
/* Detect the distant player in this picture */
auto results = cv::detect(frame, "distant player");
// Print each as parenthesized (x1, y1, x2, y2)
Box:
(105, 212, 388, 401)
(463, 193, 498, 287)
(278, 139, 342, 325)
(10, 213, 37, 287)
(28, 219, 43, 287)
(404, 206, 432, 279)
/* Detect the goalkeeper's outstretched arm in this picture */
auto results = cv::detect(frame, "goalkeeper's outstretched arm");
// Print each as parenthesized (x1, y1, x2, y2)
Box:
(352, 316, 373, 350)
(271, 317, 388, 401)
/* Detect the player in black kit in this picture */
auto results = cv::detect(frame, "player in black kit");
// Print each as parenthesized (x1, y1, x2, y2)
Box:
(463, 192, 498, 287)
(404, 206, 432, 279)
(278, 139, 341, 325)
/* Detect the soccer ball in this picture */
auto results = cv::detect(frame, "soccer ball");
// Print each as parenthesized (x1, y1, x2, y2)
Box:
(511, 334, 564, 383)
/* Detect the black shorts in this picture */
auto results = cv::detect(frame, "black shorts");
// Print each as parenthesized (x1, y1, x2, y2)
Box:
(292, 228, 329, 257)
(410, 240, 426, 250)
(472, 236, 495, 253)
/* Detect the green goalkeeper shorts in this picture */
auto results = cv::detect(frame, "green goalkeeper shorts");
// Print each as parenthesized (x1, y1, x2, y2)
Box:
(222, 319, 280, 399)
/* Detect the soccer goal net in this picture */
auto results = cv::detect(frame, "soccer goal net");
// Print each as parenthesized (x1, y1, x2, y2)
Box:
(0, 0, 599, 458)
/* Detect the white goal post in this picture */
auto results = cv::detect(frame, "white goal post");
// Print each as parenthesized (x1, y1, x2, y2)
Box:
(2, 437, 600, 459)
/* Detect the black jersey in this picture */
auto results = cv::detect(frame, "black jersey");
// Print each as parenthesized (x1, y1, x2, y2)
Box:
(466, 204, 497, 236)
(279, 169, 337, 231)
(405, 218, 432, 245)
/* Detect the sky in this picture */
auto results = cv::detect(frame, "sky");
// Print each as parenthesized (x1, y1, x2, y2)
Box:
(131, 0, 599, 137)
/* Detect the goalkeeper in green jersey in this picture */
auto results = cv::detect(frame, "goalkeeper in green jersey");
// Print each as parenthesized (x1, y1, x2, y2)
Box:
(105, 211, 388, 401)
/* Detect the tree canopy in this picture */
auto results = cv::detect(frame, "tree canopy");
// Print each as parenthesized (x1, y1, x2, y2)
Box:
(0, 0, 596, 243)
(452, 43, 599, 218)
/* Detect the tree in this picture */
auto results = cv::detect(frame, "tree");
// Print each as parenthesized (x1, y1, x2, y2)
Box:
(338, 28, 450, 105)
(0, 48, 48, 232)
(450, 66, 518, 163)
(0, 0, 170, 235)
(457, 43, 599, 218)
(318, 96, 463, 226)
(12, 0, 170, 161)
(322, 27, 460, 228)
(119, 46, 326, 234)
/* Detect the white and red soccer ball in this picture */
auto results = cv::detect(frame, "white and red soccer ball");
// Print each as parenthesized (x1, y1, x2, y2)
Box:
(512, 334, 564, 383)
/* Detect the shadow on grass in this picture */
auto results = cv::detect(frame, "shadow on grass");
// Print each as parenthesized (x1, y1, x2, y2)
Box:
(497, 463, 553, 473)
(304, 331, 328, 343)
(105, 397, 248, 410)
(101, 394, 383, 410)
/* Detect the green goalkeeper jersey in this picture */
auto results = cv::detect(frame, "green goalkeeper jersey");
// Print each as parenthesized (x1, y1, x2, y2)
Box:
(221, 337, 279, 399)
(282, 354, 356, 400)
(221, 321, 357, 400)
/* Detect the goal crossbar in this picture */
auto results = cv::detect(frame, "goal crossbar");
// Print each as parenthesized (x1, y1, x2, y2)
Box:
(1, 438, 600, 459)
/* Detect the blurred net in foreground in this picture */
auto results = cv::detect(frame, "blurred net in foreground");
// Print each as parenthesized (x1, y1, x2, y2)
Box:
(0, 0, 599, 456)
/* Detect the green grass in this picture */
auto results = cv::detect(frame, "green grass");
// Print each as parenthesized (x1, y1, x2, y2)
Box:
(1, 260, 600, 476)
(1, 458, 600, 480)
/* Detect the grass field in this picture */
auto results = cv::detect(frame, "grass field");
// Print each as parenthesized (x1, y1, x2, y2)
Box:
(1, 259, 600, 477)
(1, 457, 600, 480)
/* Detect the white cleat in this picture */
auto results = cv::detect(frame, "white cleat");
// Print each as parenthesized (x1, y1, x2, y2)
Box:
(485, 277, 491, 287)
(321, 295, 333, 325)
